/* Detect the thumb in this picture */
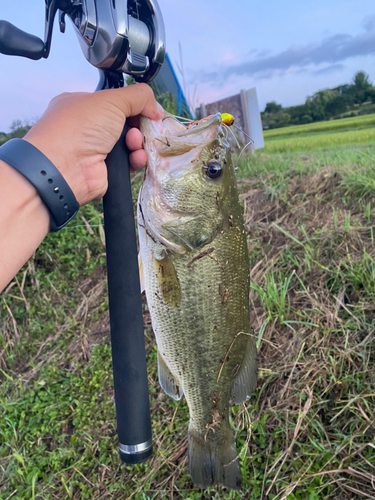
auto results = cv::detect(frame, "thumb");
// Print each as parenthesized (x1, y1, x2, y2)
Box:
(98, 83, 164, 121)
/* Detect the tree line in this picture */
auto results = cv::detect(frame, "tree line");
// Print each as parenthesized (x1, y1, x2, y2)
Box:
(262, 71, 375, 129)
(0, 120, 32, 146)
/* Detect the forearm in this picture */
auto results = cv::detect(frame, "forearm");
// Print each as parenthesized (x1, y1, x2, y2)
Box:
(0, 85, 162, 292)
(0, 159, 50, 292)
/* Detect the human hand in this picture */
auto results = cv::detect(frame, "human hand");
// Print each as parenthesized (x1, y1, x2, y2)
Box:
(24, 84, 163, 206)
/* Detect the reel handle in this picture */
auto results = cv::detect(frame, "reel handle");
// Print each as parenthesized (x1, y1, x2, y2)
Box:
(0, 21, 45, 60)
(100, 72, 153, 464)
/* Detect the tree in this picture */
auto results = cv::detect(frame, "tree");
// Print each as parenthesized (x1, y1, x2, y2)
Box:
(9, 119, 32, 138)
(354, 71, 371, 91)
(365, 88, 375, 103)
(260, 70, 375, 129)
(264, 101, 282, 114)
(325, 95, 349, 116)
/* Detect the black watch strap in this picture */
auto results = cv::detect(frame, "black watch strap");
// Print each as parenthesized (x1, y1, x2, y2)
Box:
(0, 138, 79, 232)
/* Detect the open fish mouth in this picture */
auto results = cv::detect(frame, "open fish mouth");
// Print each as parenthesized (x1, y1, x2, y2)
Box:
(141, 112, 221, 139)
(140, 113, 222, 160)
(138, 110, 230, 253)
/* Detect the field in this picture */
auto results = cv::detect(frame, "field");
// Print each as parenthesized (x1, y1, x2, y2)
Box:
(264, 114, 375, 138)
(1, 117, 375, 499)
(263, 113, 375, 153)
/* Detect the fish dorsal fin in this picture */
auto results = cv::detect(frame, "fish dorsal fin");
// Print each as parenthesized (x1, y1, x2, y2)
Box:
(230, 337, 258, 405)
(138, 253, 145, 293)
(157, 351, 183, 401)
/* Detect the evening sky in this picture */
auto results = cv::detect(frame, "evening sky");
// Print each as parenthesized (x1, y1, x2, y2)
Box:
(0, 0, 374, 130)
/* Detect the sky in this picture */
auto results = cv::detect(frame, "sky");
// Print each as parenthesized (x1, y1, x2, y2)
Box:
(0, 1, 374, 131)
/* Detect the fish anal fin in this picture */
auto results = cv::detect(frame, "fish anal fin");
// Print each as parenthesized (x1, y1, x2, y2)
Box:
(188, 424, 241, 490)
(157, 351, 183, 401)
(230, 338, 258, 405)
(138, 253, 145, 293)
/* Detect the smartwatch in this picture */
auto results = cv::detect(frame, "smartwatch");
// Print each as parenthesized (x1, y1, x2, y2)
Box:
(0, 138, 79, 232)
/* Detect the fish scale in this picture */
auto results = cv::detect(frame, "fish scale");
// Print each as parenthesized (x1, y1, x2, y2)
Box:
(138, 112, 258, 489)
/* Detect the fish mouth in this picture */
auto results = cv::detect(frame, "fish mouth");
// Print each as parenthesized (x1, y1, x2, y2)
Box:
(139, 112, 223, 178)
(140, 112, 222, 158)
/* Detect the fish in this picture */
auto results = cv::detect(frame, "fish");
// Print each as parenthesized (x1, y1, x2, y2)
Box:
(137, 112, 258, 490)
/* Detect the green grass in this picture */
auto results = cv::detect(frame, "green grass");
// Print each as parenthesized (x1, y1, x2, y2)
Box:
(1, 120, 375, 499)
(264, 113, 375, 138)
(263, 113, 375, 153)
(264, 127, 375, 153)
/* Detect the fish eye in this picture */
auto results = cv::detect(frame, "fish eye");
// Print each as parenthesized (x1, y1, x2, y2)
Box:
(205, 161, 222, 180)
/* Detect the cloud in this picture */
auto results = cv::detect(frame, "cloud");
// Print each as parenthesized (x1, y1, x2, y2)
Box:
(199, 18, 375, 84)
(362, 14, 375, 32)
(313, 64, 345, 75)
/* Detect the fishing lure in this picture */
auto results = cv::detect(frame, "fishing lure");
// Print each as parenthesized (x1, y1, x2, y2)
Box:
(163, 112, 253, 155)
(186, 113, 235, 129)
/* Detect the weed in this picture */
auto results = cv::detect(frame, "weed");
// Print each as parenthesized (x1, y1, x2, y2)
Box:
(1, 126, 375, 498)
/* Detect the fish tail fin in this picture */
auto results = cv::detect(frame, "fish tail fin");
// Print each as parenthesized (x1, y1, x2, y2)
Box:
(188, 423, 242, 490)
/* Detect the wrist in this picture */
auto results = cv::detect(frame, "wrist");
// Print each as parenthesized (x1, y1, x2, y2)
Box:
(0, 139, 80, 231)
(0, 159, 50, 290)
(23, 132, 86, 206)
(0, 159, 49, 221)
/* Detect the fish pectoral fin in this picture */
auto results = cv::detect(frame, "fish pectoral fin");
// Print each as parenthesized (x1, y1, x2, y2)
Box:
(157, 351, 183, 401)
(154, 253, 181, 307)
(230, 337, 258, 405)
(138, 253, 145, 293)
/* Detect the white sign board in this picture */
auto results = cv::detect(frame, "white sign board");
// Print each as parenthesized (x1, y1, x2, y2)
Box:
(240, 88, 264, 150)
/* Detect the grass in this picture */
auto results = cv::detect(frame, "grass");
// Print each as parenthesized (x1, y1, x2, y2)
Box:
(263, 113, 375, 139)
(1, 120, 375, 499)
(263, 113, 375, 153)
(264, 128, 375, 153)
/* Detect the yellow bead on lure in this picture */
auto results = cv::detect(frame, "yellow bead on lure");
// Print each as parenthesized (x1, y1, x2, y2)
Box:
(220, 113, 235, 126)
(138, 112, 257, 490)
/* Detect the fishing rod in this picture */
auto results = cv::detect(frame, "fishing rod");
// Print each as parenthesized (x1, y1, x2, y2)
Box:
(0, 0, 166, 464)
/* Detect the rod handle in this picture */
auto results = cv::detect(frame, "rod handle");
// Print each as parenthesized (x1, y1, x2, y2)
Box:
(103, 125, 152, 464)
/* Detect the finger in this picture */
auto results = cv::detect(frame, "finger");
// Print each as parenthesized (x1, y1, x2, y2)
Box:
(126, 127, 144, 152)
(100, 83, 164, 121)
(129, 149, 148, 171)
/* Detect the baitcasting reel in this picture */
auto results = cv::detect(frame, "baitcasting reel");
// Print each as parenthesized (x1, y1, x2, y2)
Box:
(0, 0, 166, 466)
(0, 0, 165, 82)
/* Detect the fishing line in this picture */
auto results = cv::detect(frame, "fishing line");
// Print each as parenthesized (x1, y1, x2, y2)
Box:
(222, 123, 241, 149)
(162, 115, 192, 125)
(237, 139, 254, 165)
(62, 224, 103, 230)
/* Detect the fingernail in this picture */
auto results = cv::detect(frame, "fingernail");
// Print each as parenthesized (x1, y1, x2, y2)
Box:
(156, 102, 164, 117)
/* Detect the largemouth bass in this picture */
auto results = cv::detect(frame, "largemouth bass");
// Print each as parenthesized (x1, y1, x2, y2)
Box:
(137, 112, 257, 490)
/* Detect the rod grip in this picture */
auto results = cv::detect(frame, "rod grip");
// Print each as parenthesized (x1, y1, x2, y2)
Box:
(0, 20, 44, 60)
(103, 125, 152, 464)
